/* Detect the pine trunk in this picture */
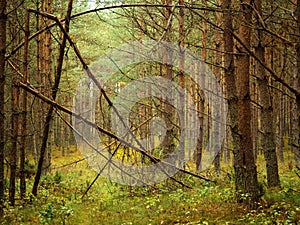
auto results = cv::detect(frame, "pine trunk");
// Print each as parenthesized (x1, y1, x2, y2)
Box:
(296, 0, 300, 166)
(236, 0, 260, 208)
(32, 0, 73, 196)
(254, 0, 280, 187)
(0, 0, 6, 217)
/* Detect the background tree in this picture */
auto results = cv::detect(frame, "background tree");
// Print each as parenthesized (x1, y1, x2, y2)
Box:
(32, 0, 73, 196)
(235, 0, 260, 208)
(0, 0, 7, 217)
(254, 0, 280, 187)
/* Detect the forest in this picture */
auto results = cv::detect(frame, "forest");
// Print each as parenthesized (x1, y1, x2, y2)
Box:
(0, 0, 300, 224)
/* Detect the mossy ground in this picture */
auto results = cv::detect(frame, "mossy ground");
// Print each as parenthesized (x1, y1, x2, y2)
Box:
(1, 147, 300, 225)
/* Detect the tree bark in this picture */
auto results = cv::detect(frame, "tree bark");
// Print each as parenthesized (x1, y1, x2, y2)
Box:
(222, 0, 240, 196)
(236, 0, 260, 208)
(254, 0, 280, 187)
(32, 0, 73, 196)
(195, 0, 207, 171)
(0, 0, 6, 217)
(214, 0, 222, 172)
(9, 70, 19, 205)
(161, 0, 175, 156)
(295, 0, 300, 167)
(19, 9, 30, 199)
(178, 0, 185, 168)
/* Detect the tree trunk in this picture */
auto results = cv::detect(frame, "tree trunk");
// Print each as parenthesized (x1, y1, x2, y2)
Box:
(195, 0, 207, 171)
(236, 0, 260, 208)
(278, 87, 284, 162)
(43, 0, 53, 174)
(9, 70, 19, 205)
(251, 81, 258, 160)
(178, 0, 185, 168)
(19, 9, 30, 199)
(214, 0, 222, 172)
(296, 0, 300, 167)
(0, 0, 6, 217)
(32, 0, 73, 196)
(254, 0, 280, 187)
(222, 0, 240, 196)
(161, 0, 175, 156)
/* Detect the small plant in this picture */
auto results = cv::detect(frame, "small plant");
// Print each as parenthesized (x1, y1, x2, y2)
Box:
(57, 205, 73, 225)
(39, 203, 54, 224)
(53, 171, 63, 184)
(38, 201, 73, 225)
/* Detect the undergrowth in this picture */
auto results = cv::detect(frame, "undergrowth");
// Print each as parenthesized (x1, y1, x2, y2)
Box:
(1, 149, 300, 225)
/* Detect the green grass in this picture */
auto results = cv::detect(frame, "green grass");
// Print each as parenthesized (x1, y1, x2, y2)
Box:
(1, 149, 300, 225)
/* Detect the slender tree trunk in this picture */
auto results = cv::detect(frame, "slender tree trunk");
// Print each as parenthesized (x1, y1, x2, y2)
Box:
(43, 0, 53, 173)
(32, 0, 73, 196)
(254, 0, 280, 187)
(0, 0, 6, 217)
(161, 0, 175, 156)
(251, 81, 258, 160)
(8, 6, 21, 206)
(236, 0, 260, 208)
(278, 87, 284, 162)
(195, 0, 207, 171)
(222, 0, 240, 195)
(195, 62, 204, 171)
(295, 0, 300, 167)
(9, 70, 19, 205)
(214, 0, 222, 172)
(19, 9, 30, 199)
(178, 0, 185, 167)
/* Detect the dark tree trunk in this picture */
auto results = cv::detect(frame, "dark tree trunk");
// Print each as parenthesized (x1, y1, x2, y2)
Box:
(213, 0, 222, 172)
(9, 71, 19, 205)
(19, 9, 30, 199)
(235, 0, 260, 208)
(0, 0, 6, 217)
(254, 0, 280, 187)
(161, 0, 175, 156)
(178, 0, 185, 168)
(32, 0, 73, 196)
(296, 0, 300, 167)
(222, 0, 240, 196)
(195, 0, 207, 171)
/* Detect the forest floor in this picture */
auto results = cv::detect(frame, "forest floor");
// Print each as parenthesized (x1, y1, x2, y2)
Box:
(1, 147, 300, 225)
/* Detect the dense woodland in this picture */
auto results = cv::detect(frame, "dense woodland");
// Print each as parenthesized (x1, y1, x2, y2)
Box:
(0, 0, 300, 224)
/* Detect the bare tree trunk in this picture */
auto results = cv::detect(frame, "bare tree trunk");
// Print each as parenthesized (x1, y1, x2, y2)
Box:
(251, 81, 258, 160)
(214, 0, 222, 172)
(33, 0, 41, 165)
(295, 0, 300, 167)
(254, 0, 280, 187)
(195, 62, 204, 171)
(19, 9, 30, 199)
(8, 5, 21, 206)
(161, 0, 175, 156)
(9, 69, 19, 205)
(222, 0, 240, 194)
(32, 0, 73, 196)
(278, 86, 284, 162)
(0, 0, 6, 217)
(178, 0, 185, 168)
(236, 0, 260, 208)
(195, 0, 207, 171)
(43, 0, 53, 174)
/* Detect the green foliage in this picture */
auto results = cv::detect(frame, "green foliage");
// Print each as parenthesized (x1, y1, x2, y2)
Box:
(1, 163, 300, 225)
(39, 203, 54, 224)
(39, 202, 73, 225)
(40, 171, 63, 188)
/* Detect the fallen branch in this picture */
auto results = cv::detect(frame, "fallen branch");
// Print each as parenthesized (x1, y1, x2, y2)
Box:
(19, 81, 212, 183)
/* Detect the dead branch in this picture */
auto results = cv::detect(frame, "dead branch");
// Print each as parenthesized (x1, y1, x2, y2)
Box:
(18, 82, 212, 183)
